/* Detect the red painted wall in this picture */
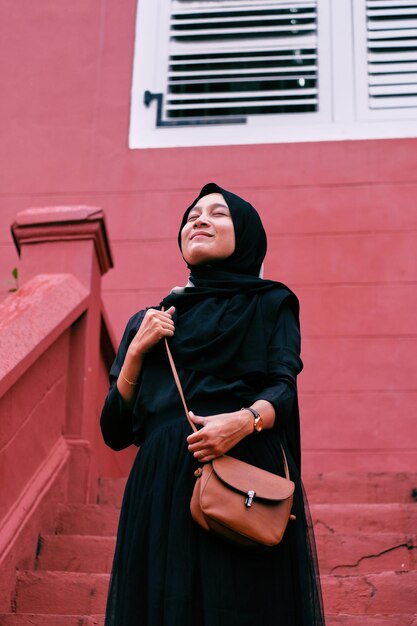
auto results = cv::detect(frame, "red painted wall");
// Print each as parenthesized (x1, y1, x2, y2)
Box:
(1, 0, 416, 472)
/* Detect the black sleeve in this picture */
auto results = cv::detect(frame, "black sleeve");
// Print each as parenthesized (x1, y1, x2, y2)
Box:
(100, 310, 145, 451)
(252, 300, 303, 429)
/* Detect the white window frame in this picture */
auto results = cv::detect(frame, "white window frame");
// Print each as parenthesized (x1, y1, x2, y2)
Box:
(353, 0, 417, 121)
(129, 0, 417, 148)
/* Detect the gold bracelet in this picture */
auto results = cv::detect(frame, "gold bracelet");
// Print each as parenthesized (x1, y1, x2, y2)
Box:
(120, 368, 139, 386)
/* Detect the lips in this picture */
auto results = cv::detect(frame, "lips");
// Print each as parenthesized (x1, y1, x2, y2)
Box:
(191, 231, 212, 240)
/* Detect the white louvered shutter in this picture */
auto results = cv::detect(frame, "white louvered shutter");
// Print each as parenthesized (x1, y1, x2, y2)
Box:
(367, 0, 417, 109)
(162, 0, 319, 123)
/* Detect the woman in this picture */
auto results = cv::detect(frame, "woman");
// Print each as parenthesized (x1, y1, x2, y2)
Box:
(100, 183, 325, 626)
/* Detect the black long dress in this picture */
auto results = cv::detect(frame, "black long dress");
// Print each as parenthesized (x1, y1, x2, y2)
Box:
(100, 301, 325, 626)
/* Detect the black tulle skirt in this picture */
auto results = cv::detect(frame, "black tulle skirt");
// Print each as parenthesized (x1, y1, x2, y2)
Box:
(104, 417, 325, 626)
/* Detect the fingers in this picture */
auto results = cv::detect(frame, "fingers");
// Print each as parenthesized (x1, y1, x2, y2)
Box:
(159, 307, 175, 334)
(186, 411, 247, 460)
(129, 307, 176, 355)
(145, 308, 175, 336)
(152, 308, 175, 329)
(188, 411, 204, 425)
(188, 437, 213, 462)
(187, 414, 219, 460)
(187, 434, 204, 449)
(186, 413, 205, 446)
(194, 450, 214, 463)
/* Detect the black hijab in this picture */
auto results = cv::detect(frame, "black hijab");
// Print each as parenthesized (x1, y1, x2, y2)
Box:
(161, 183, 299, 381)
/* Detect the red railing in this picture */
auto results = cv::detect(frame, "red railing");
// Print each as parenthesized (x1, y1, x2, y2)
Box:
(0, 207, 135, 610)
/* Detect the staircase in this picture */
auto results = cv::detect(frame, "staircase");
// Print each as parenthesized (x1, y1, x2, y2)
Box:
(0, 472, 416, 626)
(308, 472, 417, 625)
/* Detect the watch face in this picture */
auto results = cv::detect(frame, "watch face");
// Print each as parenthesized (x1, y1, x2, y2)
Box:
(254, 416, 263, 432)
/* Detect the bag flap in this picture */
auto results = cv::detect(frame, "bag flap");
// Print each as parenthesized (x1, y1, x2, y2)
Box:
(211, 455, 295, 501)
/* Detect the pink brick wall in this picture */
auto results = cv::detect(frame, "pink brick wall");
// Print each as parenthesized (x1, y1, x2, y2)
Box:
(0, 0, 416, 472)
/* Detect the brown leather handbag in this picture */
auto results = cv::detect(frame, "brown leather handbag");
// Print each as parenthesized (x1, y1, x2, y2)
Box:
(165, 338, 296, 549)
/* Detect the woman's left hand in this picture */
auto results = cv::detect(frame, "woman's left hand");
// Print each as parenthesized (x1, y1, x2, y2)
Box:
(186, 410, 253, 462)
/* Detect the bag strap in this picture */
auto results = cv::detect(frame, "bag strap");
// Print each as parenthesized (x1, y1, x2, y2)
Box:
(163, 330, 291, 481)
(164, 336, 197, 434)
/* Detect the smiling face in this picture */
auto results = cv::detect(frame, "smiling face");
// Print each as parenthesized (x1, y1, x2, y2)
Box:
(180, 193, 236, 266)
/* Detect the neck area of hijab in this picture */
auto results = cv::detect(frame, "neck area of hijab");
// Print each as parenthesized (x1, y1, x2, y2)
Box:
(161, 182, 299, 380)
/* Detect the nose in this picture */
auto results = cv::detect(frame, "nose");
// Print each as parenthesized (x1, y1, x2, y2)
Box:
(193, 213, 209, 227)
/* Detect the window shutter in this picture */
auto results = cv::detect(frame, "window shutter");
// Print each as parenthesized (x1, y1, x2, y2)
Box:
(162, 0, 319, 123)
(367, 0, 417, 109)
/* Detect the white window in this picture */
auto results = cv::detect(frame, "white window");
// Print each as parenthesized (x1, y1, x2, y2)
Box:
(354, 0, 417, 120)
(129, 0, 417, 148)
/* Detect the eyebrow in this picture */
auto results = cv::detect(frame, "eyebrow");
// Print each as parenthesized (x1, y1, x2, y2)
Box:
(190, 202, 230, 212)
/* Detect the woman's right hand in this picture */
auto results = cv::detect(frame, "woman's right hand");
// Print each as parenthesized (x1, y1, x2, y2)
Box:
(127, 306, 176, 359)
(117, 307, 175, 402)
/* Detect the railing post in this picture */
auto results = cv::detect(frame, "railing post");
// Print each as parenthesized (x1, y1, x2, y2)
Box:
(11, 206, 113, 502)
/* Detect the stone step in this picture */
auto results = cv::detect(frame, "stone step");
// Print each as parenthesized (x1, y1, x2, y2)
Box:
(97, 473, 417, 506)
(326, 616, 417, 626)
(57, 502, 417, 538)
(1, 616, 416, 626)
(37, 535, 116, 573)
(37, 532, 417, 575)
(317, 533, 417, 575)
(57, 504, 120, 536)
(322, 570, 417, 615)
(0, 615, 416, 626)
(312, 503, 417, 535)
(304, 473, 417, 504)
(96, 478, 125, 507)
(14, 570, 417, 615)
(0, 616, 105, 626)
(0, 614, 415, 626)
(14, 572, 109, 615)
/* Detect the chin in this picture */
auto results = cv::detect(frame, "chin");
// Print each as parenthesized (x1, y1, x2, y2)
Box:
(186, 256, 211, 266)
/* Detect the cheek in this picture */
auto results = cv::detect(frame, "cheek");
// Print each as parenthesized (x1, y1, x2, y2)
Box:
(225, 226, 236, 254)
(180, 225, 190, 251)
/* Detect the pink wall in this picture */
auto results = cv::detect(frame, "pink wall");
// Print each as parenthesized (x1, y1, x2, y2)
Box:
(1, 0, 416, 471)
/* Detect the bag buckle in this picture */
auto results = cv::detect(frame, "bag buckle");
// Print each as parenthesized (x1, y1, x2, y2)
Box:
(244, 490, 255, 508)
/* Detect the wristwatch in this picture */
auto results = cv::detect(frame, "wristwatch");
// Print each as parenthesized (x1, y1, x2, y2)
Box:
(241, 407, 263, 433)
